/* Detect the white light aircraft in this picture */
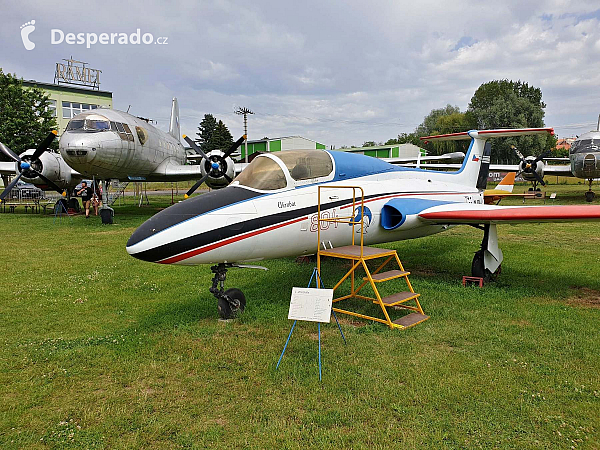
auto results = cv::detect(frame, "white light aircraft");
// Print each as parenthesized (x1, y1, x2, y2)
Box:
(126, 128, 600, 319)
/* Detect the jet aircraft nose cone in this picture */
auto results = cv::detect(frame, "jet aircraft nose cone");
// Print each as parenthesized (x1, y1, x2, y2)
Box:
(126, 187, 261, 264)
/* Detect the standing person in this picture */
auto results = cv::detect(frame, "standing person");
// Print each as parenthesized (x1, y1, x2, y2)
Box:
(92, 181, 100, 216)
(77, 181, 93, 218)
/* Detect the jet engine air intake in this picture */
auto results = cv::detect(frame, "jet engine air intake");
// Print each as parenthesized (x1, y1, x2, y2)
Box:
(381, 198, 454, 230)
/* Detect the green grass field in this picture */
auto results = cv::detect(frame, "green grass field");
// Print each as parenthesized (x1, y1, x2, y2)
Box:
(1, 184, 599, 448)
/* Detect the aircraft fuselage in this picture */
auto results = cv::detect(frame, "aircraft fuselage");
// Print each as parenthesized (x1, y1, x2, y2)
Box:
(127, 151, 482, 265)
(59, 109, 186, 181)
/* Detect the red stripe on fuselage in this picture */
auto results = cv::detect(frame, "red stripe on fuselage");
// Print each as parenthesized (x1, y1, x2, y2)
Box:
(158, 216, 308, 264)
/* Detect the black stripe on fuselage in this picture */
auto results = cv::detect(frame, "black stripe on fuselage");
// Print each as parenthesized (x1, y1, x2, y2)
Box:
(127, 187, 263, 248)
(129, 196, 359, 262)
(128, 187, 403, 263)
(130, 188, 469, 263)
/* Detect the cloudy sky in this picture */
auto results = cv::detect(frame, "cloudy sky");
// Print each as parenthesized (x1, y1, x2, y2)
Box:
(2, 0, 600, 147)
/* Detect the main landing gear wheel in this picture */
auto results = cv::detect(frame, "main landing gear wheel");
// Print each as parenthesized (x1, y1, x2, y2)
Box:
(471, 249, 489, 280)
(471, 250, 501, 282)
(585, 191, 595, 202)
(217, 288, 246, 319)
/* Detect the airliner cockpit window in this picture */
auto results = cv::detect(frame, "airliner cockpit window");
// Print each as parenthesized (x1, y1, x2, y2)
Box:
(66, 114, 110, 132)
(233, 156, 287, 190)
(571, 139, 599, 153)
(66, 120, 84, 131)
(276, 150, 333, 181)
(86, 119, 110, 130)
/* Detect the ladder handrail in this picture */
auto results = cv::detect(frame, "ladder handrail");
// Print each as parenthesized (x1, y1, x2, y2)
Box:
(317, 185, 365, 257)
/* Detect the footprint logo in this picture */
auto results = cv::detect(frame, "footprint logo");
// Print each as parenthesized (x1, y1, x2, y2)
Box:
(20, 20, 36, 50)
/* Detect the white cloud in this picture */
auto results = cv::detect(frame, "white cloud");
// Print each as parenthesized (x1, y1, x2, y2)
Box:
(1, 1, 600, 144)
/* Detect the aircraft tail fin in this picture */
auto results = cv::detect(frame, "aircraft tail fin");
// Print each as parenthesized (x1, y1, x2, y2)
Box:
(168, 98, 180, 141)
(420, 128, 553, 188)
(495, 172, 515, 193)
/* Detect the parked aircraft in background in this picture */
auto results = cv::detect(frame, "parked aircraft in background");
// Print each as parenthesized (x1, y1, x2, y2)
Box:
(567, 115, 600, 201)
(0, 98, 246, 216)
(407, 116, 600, 202)
(126, 128, 600, 319)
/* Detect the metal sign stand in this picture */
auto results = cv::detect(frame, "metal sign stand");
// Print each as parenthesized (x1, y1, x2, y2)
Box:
(276, 267, 346, 381)
(53, 199, 72, 224)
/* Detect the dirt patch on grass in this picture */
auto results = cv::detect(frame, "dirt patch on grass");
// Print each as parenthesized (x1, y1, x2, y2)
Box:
(337, 317, 368, 327)
(509, 319, 532, 327)
(409, 268, 440, 277)
(568, 287, 600, 309)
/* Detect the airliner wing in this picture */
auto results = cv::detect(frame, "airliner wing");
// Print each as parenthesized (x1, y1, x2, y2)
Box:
(149, 162, 205, 181)
(148, 161, 248, 182)
(0, 161, 15, 175)
(418, 203, 600, 224)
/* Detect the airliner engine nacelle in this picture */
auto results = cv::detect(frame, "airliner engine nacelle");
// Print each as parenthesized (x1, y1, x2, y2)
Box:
(0, 131, 68, 201)
(182, 134, 246, 198)
(512, 145, 548, 187)
(200, 150, 235, 190)
(16, 150, 72, 189)
(518, 157, 545, 182)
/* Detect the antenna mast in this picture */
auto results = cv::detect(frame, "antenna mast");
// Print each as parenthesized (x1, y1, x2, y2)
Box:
(235, 107, 254, 162)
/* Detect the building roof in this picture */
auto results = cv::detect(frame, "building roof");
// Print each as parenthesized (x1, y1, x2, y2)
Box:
(343, 143, 422, 152)
(246, 135, 321, 144)
(22, 80, 113, 98)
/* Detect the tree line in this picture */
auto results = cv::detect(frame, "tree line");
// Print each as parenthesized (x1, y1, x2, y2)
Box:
(359, 80, 557, 163)
(0, 68, 556, 166)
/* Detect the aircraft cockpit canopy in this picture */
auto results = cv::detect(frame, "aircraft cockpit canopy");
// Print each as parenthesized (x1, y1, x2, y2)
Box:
(66, 114, 110, 132)
(570, 138, 600, 154)
(233, 150, 334, 191)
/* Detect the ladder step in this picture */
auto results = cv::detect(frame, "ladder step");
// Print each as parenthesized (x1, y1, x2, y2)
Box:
(364, 270, 409, 282)
(380, 291, 420, 306)
(393, 313, 429, 328)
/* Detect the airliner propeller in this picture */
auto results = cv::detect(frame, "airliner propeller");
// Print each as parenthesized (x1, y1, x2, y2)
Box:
(182, 134, 246, 197)
(511, 145, 549, 187)
(0, 131, 66, 201)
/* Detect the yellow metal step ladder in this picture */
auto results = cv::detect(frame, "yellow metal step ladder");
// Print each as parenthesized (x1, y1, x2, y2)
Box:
(316, 186, 429, 330)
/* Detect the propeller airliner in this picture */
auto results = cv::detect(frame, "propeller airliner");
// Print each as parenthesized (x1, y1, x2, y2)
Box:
(126, 127, 600, 319)
(0, 98, 247, 211)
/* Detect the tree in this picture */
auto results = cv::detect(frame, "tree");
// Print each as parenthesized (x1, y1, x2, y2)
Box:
(209, 120, 234, 151)
(413, 105, 475, 155)
(362, 141, 377, 147)
(416, 104, 462, 136)
(0, 69, 58, 158)
(195, 114, 218, 153)
(468, 80, 555, 162)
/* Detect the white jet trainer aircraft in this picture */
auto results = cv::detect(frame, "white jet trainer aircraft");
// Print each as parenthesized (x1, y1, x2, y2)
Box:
(126, 128, 600, 319)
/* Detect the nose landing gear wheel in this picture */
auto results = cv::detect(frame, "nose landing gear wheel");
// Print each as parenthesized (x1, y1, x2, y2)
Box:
(217, 288, 246, 319)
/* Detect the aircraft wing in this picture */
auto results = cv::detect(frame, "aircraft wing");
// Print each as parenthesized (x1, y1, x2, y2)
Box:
(0, 161, 16, 175)
(489, 164, 573, 176)
(396, 162, 573, 176)
(383, 152, 465, 164)
(148, 161, 248, 182)
(418, 203, 600, 224)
